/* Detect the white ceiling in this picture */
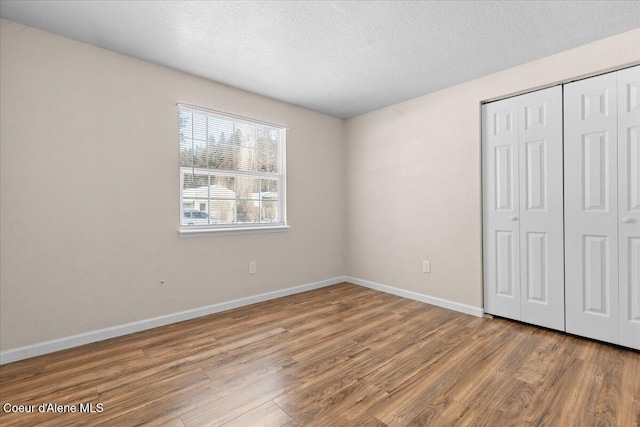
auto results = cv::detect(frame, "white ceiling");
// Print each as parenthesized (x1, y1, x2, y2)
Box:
(1, 1, 640, 119)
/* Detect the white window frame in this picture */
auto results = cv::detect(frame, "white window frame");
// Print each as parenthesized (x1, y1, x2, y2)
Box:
(177, 103, 289, 235)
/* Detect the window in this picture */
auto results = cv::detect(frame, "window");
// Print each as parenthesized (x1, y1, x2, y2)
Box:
(178, 104, 287, 233)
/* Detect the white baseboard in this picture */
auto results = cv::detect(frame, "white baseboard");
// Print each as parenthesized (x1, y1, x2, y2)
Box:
(1, 276, 481, 364)
(346, 276, 484, 318)
(0, 276, 347, 365)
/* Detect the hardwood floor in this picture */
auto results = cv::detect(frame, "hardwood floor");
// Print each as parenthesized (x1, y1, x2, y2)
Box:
(1, 283, 638, 426)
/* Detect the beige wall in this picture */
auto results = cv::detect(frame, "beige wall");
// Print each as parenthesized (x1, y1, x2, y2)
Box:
(2, 17, 639, 355)
(345, 29, 640, 307)
(0, 19, 346, 352)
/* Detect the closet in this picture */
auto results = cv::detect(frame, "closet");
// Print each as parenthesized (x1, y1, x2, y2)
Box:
(483, 65, 639, 350)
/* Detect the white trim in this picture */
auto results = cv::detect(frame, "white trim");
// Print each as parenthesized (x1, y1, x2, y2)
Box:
(0, 276, 484, 364)
(280, 129, 287, 227)
(177, 103, 288, 129)
(346, 276, 484, 318)
(0, 276, 346, 365)
(178, 225, 290, 237)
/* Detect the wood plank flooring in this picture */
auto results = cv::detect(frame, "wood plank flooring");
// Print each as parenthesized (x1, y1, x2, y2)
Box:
(1, 283, 638, 426)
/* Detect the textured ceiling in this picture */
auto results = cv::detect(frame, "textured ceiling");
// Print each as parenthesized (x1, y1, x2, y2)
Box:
(1, 1, 640, 118)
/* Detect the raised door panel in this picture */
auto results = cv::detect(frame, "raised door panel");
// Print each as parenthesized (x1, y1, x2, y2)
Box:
(495, 145, 515, 212)
(582, 235, 611, 315)
(496, 231, 516, 297)
(518, 86, 564, 331)
(483, 97, 521, 321)
(582, 132, 610, 211)
(564, 72, 619, 344)
(525, 232, 547, 302)
(618, 65, 640, 350)
(525, 139, 547, 211)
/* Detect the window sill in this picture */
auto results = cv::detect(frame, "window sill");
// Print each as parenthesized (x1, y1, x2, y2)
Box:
(178, 225, 290, 237)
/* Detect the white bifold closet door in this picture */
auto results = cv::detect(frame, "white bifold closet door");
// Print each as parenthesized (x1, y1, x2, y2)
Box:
(483, 85, 565, 331)
(564, 65, 640, 349)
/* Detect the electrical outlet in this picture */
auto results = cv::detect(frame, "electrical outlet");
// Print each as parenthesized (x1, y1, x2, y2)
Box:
(249, 261, 257, 275)
(422, 260, 431, 274)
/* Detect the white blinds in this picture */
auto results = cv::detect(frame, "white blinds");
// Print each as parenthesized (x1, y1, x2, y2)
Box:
(178, 105, 286, 228)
